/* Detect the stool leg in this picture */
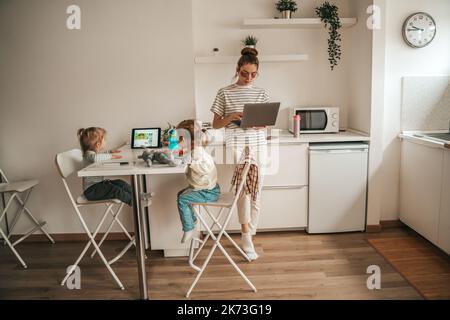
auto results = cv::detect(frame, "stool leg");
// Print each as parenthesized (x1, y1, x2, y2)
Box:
(6, 191, 31, 238)
(0, 225, 27, 268)
(90, 203, 117, 258)
(203, 207, 251, 262)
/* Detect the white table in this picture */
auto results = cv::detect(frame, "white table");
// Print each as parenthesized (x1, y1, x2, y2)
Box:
(78, 145, 186, 299)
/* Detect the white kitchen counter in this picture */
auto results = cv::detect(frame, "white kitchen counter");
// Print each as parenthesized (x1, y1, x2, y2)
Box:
(275, 129, 370, 144)
(399, 130, 450, 149)
(208, 128, 370, 146)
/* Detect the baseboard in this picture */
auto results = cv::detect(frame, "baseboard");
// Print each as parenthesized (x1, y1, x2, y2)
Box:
(367, 219, 405, 233)
(4, 232, 134, 243)
(366, 225, 382, 233)
(380, 219, 405, 229)
(4, 220, 406, 241)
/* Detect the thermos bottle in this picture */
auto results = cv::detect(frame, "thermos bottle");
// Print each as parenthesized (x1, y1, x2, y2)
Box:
(293, 115, 301, 138)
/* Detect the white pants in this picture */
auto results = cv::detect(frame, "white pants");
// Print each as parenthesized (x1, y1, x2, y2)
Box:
(230, 144, 267, 235)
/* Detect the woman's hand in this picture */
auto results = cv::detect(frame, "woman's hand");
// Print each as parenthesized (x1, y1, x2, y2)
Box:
(111, 149, 121, 153)
(213, 112, 242, 129)
(112, 154, 122, 159)
(227, 112, 243, 122)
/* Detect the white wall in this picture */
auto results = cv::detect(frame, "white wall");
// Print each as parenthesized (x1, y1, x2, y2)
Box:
(192, 0, 355, 130)
(367, 0, 387, 226)
(0, 0, 195, 234)
(381, 0, 450, 220)
(348, 0, 373, 133)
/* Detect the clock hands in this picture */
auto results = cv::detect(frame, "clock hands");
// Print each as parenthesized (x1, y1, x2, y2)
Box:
(408, 25, 424, 32)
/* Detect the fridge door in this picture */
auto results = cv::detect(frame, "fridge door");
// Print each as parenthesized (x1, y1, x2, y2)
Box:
(307, 144, 368, 233)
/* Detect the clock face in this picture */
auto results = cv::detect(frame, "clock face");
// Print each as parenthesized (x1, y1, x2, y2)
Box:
(402, 12, 436, 48)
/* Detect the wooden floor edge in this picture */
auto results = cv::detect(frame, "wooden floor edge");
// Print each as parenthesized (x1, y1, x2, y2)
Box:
(3, 220, 407, 241)
(367, 220, 406, 233)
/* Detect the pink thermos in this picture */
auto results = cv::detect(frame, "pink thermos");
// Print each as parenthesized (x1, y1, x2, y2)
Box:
(293, 115, 301, 138)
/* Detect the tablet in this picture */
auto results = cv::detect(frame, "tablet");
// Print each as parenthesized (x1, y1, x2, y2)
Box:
(131, 128, 161, 149)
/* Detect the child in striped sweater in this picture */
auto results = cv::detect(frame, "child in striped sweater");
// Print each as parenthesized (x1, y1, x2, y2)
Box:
(77, 127, 132, 206)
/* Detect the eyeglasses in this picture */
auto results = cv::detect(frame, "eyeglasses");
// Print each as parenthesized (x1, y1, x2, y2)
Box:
(239, 70, 258, 79)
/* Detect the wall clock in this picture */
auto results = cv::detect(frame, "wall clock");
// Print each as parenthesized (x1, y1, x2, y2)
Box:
(402, 12, 436, 48)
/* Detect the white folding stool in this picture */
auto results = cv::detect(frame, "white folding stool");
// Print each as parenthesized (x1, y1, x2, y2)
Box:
(0, 169, 55, 268)
(186, 162, 257, 298)
(55, 149, 136, 290)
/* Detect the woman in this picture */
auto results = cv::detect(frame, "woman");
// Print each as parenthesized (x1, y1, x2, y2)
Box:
(210, 47, 269, 261)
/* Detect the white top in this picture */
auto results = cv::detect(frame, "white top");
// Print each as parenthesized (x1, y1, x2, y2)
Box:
(210, 83, 269, 147)
(186, 147, 217, 190)
(82, 150, 112, 190)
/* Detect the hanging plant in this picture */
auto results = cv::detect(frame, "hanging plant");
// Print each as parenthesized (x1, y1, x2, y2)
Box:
(315, 1, 342, 70)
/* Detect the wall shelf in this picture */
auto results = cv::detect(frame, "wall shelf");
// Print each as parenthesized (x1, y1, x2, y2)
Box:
(242, 18, 357, 29)
(195, 54, 309, 64)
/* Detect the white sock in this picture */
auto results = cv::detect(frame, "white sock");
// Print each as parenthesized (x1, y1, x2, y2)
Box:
(241, 232, 258, 260)
(181, 230, 195, 243)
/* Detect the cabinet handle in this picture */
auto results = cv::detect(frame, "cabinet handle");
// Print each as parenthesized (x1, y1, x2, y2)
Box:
(262, 185, 306, 190)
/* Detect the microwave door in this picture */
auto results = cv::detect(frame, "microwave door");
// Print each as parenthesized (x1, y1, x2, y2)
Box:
(298, 110, 328, 131)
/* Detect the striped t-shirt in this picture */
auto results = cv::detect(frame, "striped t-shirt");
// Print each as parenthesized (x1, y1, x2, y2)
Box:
(210, 83, 269, 147)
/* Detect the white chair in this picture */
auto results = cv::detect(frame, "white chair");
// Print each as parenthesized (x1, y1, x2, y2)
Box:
(0, 169, 55, 268)
(55, 149, 133, 290)
(186, 162, 257, 298)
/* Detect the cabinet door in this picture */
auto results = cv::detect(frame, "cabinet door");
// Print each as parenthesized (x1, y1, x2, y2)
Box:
(263, 143, 308, 186)
(438, 149, 450, 254)
(399, 141, 443, 245)
(206, 186, 308, 232)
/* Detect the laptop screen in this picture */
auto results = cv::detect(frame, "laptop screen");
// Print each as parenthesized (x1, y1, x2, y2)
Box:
(131, 128, 161, 149)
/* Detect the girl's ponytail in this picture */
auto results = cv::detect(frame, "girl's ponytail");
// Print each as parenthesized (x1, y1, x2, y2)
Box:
(77, 128, 85, 138)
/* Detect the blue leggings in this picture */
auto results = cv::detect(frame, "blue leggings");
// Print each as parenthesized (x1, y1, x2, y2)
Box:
(177, 184, 220, 232)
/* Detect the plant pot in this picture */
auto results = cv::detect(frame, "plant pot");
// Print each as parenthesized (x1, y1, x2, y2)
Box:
(281, 10, 292, 19)
(244, 45, 256, 49)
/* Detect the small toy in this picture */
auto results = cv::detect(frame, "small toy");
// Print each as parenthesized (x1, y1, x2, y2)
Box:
(139, 149, 181, 167)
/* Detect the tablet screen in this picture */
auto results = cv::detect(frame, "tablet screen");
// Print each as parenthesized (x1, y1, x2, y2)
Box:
(131, 128, 161, 149)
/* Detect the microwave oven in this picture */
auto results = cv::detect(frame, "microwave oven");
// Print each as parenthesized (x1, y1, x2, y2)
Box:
(289, 107, 340, 133)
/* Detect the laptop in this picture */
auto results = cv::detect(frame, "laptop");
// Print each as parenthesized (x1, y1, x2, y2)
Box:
(232, 102, 280, 129)
(131, 127, 161, 149)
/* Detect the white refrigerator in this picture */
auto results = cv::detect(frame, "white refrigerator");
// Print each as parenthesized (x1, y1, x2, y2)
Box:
(307, 142, 369, 233)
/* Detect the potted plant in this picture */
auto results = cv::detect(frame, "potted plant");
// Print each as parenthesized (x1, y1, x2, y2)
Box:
(241, 35, 258, 49)
(315, 1, 342, 70)
(276, 0, 298, 19)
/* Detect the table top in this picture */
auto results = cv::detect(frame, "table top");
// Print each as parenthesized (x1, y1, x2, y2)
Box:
(77, 144, 187, 177)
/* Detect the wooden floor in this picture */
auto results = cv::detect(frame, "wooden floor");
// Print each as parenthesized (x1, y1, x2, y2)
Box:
(1, 227, 444, 300)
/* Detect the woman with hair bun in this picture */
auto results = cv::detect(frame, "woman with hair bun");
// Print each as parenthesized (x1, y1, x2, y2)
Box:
(210, 47, 269, 261)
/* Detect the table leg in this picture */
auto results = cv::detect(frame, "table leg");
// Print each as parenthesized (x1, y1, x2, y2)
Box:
(142, 175, 150, 250)
(0, 175, 9, 235)
(131, 175, 148, 300)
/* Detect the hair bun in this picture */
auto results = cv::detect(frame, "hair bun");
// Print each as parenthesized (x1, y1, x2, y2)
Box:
(77, 128, 85, 137)
(241, 47, 258, 57)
